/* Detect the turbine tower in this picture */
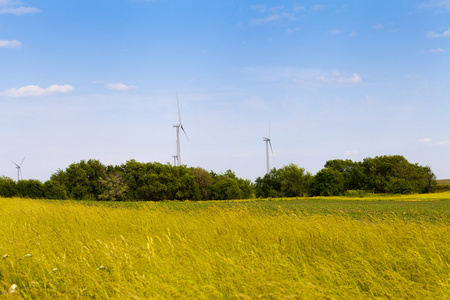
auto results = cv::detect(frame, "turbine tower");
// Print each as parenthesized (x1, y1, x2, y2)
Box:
(263, 122, 274, 174)
(11, 157, 25, 182)
(173, 93, 188, 166)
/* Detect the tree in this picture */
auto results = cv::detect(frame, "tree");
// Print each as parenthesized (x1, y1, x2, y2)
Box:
(310, 168, 345, 196)
(43, 180, 68, 200)
(359, 155, 434, 194)
(98, 172, 129, 201)
(49, 159, 107, 200)
(0, 176, 16, 198)
(192, 167, 213, 200)
(15, 179, 45, 199)
(255, 164, 311, 198)
(208, 170, 253, 200)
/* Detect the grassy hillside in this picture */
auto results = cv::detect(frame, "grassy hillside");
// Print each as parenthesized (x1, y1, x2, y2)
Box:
(1, 196, 449, 299)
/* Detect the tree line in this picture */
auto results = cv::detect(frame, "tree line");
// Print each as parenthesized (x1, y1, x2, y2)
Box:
(0, 155, 436, 201)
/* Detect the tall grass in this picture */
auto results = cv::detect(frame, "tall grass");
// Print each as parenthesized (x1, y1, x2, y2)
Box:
(1, 197, 449, 299)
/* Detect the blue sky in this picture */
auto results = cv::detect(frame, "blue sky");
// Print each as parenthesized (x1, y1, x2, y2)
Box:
(1, 0, 449, 182)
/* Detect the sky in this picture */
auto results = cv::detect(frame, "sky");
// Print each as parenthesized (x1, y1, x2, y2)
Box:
(1, 0, 449, 182)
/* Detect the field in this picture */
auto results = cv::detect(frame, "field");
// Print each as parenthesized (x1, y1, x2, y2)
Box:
(1, 194, 449, 299)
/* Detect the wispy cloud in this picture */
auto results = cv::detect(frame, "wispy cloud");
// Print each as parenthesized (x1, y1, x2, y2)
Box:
(328, 29, 341, 34)
(106, 82, 137, 91)
(248, 4, 305, 25)
(0, 0, 40, 15)
(420, 0, 450, 11)
(244, 67, 362, 86)
(316, 72, 362, 84)
(426, 29, 450, 38)
(250, 14, 281, 25)
(436, 140, 450, 145)
(0, 84, 74, 97)
(0, 40, 22, 48)
(349, 31, 357, 37)
(287, 27, 301, 34)
(251, 4, 266, 13)
(419, 138, 433, 143)
(428, 48, 445, 53)
(93, 81, 137, 91)
(372, 24, 383, 30)
(293, 4, 305, 12)
(311, 4, 324, 11)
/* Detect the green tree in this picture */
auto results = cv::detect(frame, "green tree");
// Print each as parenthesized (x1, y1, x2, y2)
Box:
(98, 172, 129, 201)
(0, 176, 16, 198)
(15, 179, 45, 199)
(255, 164, 311, 198)
(192, 167, 213, 200)
(50, 159, 107, 200)
(43, 180, 69, 200)
(310, 168, 345, 196)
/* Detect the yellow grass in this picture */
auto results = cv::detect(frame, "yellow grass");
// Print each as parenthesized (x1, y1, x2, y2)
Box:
(1, 197, 449, 299)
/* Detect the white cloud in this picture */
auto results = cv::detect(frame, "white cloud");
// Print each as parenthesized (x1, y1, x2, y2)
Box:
(293, 4, 305, 11)
(317, 72, 362, 84)
(244, 67, 362, 86)
(436, 140, 450, 145)
(426, 29, 450, 38)
(429, 48, 445, 53)
(344, 150, 359, 156)
(248, 5, 298, 25)
(287, 27, 301, 34)
(419, 138, 433, 143)
(0, 40, 22, 48)
(250, 14, 280, 25)
(0, 0, 40, 15)
(311, 4, 324, 10)
(372, 24, 383, 30)
(0, 84, 74, 97)
(251, 4, 266, 13)
(106, 82, 137, 91)
(328, 29, 341, 34)
(349, 31, 357, 37)
(420, 0, 450, 11)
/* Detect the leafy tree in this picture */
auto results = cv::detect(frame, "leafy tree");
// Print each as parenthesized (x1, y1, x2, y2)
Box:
(360, 155, 434, 194)
(255, 164, 311, 198)
(15, 179, 45, 199)
(310, 168, 345, 196)
(209, 170, 253, 200)
(0, 176, 16, 198)
(50, 159, 107, 200)
(43, 180, 69, 200)
(98, 172, 129, 201)
(192, 167, 213, 200)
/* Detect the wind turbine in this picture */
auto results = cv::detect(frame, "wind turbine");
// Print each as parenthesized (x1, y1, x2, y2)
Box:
(11, 157, 25, 182)
(263, 122, 274, 174)
(173, 93, 189, 166)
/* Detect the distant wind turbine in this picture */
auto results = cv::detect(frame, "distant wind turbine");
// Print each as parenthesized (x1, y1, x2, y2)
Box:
(173, 93, 189, 166)
(11, 157, 25, 182)
(263, 122, 274, 174)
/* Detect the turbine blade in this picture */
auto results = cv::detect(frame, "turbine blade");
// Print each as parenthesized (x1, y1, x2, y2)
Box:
(269, 140, 275, 161)
(11, 160, 19, 167)
(20, 157, 25, 167)
(181, 125, 189, 141)
(177, 92, 182, 125)
(269, 120, 271, 139)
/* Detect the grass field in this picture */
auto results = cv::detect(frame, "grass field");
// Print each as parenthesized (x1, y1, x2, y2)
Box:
(1, 194, 449, 299)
